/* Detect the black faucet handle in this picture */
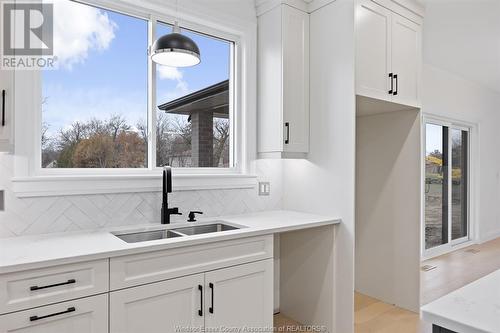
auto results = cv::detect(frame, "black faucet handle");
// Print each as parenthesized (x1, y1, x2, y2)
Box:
(188, 211, 203, 222)
(168, 207, 182, 215)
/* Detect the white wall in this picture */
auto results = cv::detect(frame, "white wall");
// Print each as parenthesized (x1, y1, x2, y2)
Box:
(423, 0, 500, 93)
(421, 1, 500, 243)
(422, 64, 500, 242)
(282, 0, 356, 331)
(0, 0, 286, 239)
(355, 110, 421, 312)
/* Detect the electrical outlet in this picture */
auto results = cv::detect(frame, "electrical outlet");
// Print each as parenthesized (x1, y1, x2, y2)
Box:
(258, 182, 270, 196)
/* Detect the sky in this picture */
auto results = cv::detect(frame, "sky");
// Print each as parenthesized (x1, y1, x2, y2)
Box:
(426, 123, 442, 155)
(42, 0, 230, 137)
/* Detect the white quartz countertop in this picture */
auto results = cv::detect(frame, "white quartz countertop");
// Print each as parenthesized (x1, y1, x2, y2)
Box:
(0, 210, 340, 274)
(421, 269, 500, 333)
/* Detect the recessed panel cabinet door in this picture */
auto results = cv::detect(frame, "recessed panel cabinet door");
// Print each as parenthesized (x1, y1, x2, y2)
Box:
(391, 13, 421, 107)
(109, 273, 204, 333)
(0, 61, 13, 151)
(0, 294, 108, 333)
(282, 5, 309, 153)
(356, 0, 392, 101)
(204, 260, 273, 333)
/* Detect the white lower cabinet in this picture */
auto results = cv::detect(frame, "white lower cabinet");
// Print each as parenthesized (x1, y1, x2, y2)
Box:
(204, 260, 273, 332)
(0, 294, 108, 333)
(110, 273, 204, 333)
(0, 236, 274, 333)
(110, 259, 273, 333)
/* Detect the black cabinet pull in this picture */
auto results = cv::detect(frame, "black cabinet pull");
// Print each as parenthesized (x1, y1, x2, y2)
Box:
(388, 73, 393, 94)
(30, 279, 76, 291)
(393, 74, 398, 95)
(284, 122, 290, 145)
(198, 285, 203, 316)
(30, 307, 75, 321)
(1, 89, 5, 127)
(209, 282, 214, 314)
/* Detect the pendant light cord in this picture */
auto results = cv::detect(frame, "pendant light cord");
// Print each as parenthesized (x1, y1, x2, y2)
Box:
(173, 0, 180, 33)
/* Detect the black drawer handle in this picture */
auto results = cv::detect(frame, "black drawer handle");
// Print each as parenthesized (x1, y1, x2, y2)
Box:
(284, 122, 290, 145)
(30, 279, 76, 291)
(388, 73, 393, 94)
(393, 74, 398, 96)
(30, 307, 75, 321)
(2, 89, 5, 127)
(198, 285, 203, 316)
(209, 282, 214, 314)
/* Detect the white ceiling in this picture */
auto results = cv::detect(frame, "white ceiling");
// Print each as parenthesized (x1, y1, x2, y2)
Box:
(423, 0, 500, 93)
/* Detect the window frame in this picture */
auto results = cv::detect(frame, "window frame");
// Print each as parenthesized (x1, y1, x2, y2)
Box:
(11, 0, 255, 197)
(37, 0, 238, 174)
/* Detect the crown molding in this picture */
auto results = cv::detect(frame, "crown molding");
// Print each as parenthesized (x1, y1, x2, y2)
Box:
(256, 0, 424, 16)
(255, 0, 337, 15)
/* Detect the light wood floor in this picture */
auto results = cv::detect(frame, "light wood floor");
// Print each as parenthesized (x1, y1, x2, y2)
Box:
(420, 237, 500, 305)
(355, 237, 500, 333)
(274, 313, 314, 332)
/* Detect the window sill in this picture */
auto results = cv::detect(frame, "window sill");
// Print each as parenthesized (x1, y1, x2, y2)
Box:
(11, 173, 258, 198)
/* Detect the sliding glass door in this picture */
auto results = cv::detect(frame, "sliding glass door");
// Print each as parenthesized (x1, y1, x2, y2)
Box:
(424, 121, 470, 253)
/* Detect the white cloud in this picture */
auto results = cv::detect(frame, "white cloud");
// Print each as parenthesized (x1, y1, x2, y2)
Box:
(157, 66, 183, 80)
(50, 0, 117, 69)
(156, 65, 189, 102)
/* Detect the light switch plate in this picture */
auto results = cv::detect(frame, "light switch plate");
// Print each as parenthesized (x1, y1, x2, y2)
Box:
(258, 182, 270, 196)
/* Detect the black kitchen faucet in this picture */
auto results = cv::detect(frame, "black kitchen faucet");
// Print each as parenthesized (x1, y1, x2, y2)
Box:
(161, 166, 181, 224)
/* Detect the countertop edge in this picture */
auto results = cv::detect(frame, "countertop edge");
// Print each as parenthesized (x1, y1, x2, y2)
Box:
(420, 309, 487, 333)
(0, 213, 341, 274)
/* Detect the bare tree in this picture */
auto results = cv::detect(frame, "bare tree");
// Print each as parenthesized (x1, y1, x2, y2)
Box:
(213, 118, 230, 167)
(107, 114, 130, 141)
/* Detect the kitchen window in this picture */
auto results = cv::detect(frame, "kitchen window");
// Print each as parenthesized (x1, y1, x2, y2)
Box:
(40, 0, 235, 170)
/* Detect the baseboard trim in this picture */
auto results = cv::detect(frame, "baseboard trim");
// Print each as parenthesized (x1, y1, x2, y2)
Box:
(479, 230, 500, 244)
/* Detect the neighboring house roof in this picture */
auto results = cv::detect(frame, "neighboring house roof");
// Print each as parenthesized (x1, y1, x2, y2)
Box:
(158, 80, 229, 119)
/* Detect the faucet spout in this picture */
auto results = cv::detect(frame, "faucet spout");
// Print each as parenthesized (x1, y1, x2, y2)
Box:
(161, 166, 181, 224)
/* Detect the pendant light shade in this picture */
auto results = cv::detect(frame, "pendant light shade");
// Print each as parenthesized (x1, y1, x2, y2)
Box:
(151, 22, 200, 67)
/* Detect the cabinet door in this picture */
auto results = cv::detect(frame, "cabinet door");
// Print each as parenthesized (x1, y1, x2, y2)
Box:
(0, 66, 13, 151)
(110, 273, 204, 333)
(282, 5, 309, 153)
(0, 294, 108, 333)
(391, 13, 421, 107)
(204, 260, 273, 332)
(356, 0, 392, 101)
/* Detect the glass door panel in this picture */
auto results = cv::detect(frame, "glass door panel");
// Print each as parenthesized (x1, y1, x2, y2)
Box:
(425, 124, 449, 249)
(451, 129, 468, 240)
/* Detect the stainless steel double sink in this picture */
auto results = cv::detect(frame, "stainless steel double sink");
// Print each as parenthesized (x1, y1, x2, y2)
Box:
(113, 222, 241, 243)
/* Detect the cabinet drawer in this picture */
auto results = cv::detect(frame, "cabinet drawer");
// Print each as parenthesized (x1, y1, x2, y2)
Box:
(110, 235, 273, 290)
(0, 259, 108, 314)
(0, 294, 108, 333)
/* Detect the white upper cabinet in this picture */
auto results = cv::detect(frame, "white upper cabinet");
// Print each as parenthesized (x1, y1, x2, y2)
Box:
(356, 0, 422, 108)
(356, 0, 392, 101)
(391, 13, 421, 107)
(258, 4, 309, 158)
(0, 68, 14, 152)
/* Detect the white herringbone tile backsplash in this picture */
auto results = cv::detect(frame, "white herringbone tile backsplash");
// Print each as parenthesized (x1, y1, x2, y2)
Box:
(0, 154, 283, 238)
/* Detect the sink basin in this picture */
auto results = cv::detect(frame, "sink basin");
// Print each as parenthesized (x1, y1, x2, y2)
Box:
(113, 222, 241, 243)
(172, 223, 239, 236)
(114, 229, 183, 243)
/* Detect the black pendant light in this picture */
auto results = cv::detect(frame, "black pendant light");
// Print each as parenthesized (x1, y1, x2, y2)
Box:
(151, 1, 200, 67)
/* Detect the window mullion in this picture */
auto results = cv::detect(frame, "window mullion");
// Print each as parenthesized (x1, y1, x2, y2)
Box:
(148, 17, 157, 170)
